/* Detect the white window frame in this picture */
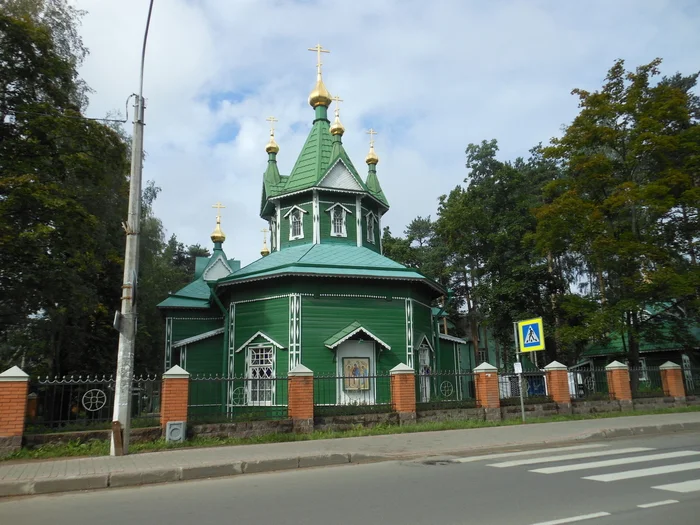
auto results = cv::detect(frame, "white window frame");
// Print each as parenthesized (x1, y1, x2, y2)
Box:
(270, 218, 277, 251)
(325, 203, 352, 238)
(366, 212, 378, 244)
(246, 345, 276, 406)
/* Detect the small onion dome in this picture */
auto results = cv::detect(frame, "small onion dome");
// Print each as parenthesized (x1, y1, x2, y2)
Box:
(260, 243, 270, 257)
(265, 134, 279, 154)
(211, 221, 226, 243)
(330, 114, 345, 136)
(365, 144, 379, 165)
(308, 78, 332, 108)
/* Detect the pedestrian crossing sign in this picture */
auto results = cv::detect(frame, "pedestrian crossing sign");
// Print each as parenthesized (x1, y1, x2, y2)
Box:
(517, 317, 545, 352)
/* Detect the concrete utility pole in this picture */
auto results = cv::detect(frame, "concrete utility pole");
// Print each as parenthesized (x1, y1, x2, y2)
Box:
(111, 0, 155, 456)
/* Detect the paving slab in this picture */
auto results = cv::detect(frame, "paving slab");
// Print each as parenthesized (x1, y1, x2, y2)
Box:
(0, 412, 699, 497)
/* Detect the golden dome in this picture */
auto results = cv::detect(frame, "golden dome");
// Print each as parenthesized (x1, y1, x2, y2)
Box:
(265, 134, 279, 154)
(365, 144, 379, 165)
(260, 244, 270, 257)
(330, 115, 345, 136)
(211, 221, 225, 243)
(309, 77, 332, 108)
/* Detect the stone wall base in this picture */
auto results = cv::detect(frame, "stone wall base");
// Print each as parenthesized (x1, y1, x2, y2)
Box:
(0, 436, 21, 458)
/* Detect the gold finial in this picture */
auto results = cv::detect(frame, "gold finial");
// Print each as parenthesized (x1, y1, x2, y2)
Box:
(265, 116, 279, 154)
(260, 227, 270, 257)
(365, 128, 379, 165)
(329, 95, 345, 136)
(211, 202, 226, 243)
(307, 43, 332, 108)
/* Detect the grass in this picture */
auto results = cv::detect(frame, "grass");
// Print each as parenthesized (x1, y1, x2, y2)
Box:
(4, 405, 700, 462)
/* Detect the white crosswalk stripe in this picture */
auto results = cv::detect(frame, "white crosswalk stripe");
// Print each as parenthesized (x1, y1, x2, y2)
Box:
(651, 479, 700, 493)
(530, 450, 700, 474)
(582, 461, 700, 482)
(453, 444, 608, 463)
(487, 447, 653, 468)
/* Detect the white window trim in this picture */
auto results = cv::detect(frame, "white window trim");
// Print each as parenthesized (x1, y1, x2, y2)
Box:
(326, 203, 353, 238)
(283, 205, 308, 241)
(246, 344, 276, 406)
(366, 211, 378, 244)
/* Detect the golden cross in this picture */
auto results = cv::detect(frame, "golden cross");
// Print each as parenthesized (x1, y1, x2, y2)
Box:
(331, 95, 343, 117)
(366, 128, 378, 147)
(212, 202, 226, 221)
(261, 227, 269, 237)
(308, 43, 330, 75)
(265, 116, 278, 135)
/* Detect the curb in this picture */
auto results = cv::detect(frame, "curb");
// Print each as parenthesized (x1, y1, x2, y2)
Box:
(0, 452, 386, 498)
(1, 421, 699, 498)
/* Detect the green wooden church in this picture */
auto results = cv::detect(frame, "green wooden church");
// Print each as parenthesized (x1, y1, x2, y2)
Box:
(157, 48, 471, 412)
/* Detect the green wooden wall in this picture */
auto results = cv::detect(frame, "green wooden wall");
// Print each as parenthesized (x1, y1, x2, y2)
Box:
(280, 202, 313, 249)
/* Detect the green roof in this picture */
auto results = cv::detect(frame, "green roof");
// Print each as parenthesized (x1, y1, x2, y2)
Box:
(217, 243, 444, 295)
(324, 321, 391, 350)
(366, 167, 389, 207)
(283, 116, 335, 194)
(158, 278, 211, 309)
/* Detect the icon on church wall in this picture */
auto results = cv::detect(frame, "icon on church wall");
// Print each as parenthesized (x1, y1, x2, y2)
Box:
(343, 357, 370, 391)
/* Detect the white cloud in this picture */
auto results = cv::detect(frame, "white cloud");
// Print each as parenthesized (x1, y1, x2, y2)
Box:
(74, 0, 700, 264)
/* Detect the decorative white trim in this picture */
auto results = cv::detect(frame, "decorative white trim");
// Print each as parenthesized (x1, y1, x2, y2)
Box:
(313, 190, 320, 244)
(202, 255, 233, 281)
(325, 326, 392, 351)
(416, 333, 435, 354)
(276, 186, 386, 209)
(366, 211, 378, 244)
(164, 317, 173, 370)
(235, 330, 286, 353)
(228, 303, 236, 378)
(275, 200, 281, 251)
(326, 203, 351, 238)
(318, 158, 363, 191)
(172, 327, 225, 348)
(356, 195, 362, 247)
(289, 294, 302, 370)
(172, 317, 223, 321)
(282, 205, 310, 218)
(405, 299, 414, 368)
(378, 210, 383, 254)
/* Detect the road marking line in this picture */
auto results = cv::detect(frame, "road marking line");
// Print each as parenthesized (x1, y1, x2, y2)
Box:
(453, 444, 608, 463)
(528, 511, 611, 524)
(488, 447, 653, 468)
(583, 461, 700, 482)
(530, 451, 700, 474)
(652, 479, 700, 493)
(637, 500, 678, 508)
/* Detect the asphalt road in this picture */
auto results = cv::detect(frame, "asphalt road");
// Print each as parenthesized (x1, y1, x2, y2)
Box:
(2, 432, 700, 525)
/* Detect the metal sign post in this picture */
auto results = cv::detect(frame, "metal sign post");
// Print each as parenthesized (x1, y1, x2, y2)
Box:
(513, 323, 526, 423)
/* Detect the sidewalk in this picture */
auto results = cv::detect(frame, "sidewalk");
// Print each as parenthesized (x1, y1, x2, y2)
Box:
(2, 412, 700, 497)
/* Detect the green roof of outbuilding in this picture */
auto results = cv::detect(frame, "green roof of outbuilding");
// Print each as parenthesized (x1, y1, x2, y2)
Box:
(217, 243, 444, 295)
(582, 322, 700, 357)
(157, 278, 211, 309)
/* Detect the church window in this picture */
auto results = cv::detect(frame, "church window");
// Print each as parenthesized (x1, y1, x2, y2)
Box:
(367, 215, 376, 244)
(290, 210, 303, 240)
(246, 346, 275, 405)
(270, 218, 277, 250)
(332, 207, 345, 237)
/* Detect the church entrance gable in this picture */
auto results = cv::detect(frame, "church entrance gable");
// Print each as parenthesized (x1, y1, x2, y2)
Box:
(335, 340, 376, 405)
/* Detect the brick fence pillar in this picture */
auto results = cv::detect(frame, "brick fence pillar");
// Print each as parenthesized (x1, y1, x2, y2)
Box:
(474, 362, 500, 410)
(660, 361, 686, 399)
(544, 361, 572, 411)
(390, 363, 416, 425)
(0, 366, 30, 457)
(606, 360, 632, 403)
(160, 365, 190, 433)
(288, 364, 314, 433)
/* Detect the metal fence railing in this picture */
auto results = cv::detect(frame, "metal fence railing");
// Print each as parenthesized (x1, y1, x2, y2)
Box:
(629, 366, 664, 398)
(313, 373, 392, 416)
(416, 370, 477, 410)
(499, 370, 551, 406)
(26, 375, 160, 433)
(683, 367, 699, 396)
(188, 375, 288, 423)
(569, 368, 609, 400)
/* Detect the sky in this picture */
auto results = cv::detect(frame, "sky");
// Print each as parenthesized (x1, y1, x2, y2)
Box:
(73, 0, 700, 267)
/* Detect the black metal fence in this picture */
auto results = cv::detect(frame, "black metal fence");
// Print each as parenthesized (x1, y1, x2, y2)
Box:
(683, 367, 699, 396)
(26, 375, 160, 433)
(187, 375, 288, 423)
(499, 370, 551, 406)
(416, 370, 477, 410)
(629, 366, 664, 398)
(570, 368, 609, 400)
(314, 373, 392, 416)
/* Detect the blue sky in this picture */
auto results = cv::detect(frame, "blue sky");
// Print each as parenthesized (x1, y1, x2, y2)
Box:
(74, 0, 700, 266)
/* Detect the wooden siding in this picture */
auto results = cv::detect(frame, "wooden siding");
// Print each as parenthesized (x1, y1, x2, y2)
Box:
(280, 202, 313, 249)
(171, 318, 222, 343)
(301, 296, 407, 375)
(186, 335, 224, 376)
(232, 297, 289, 377)
(319, 203, 357, 245)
